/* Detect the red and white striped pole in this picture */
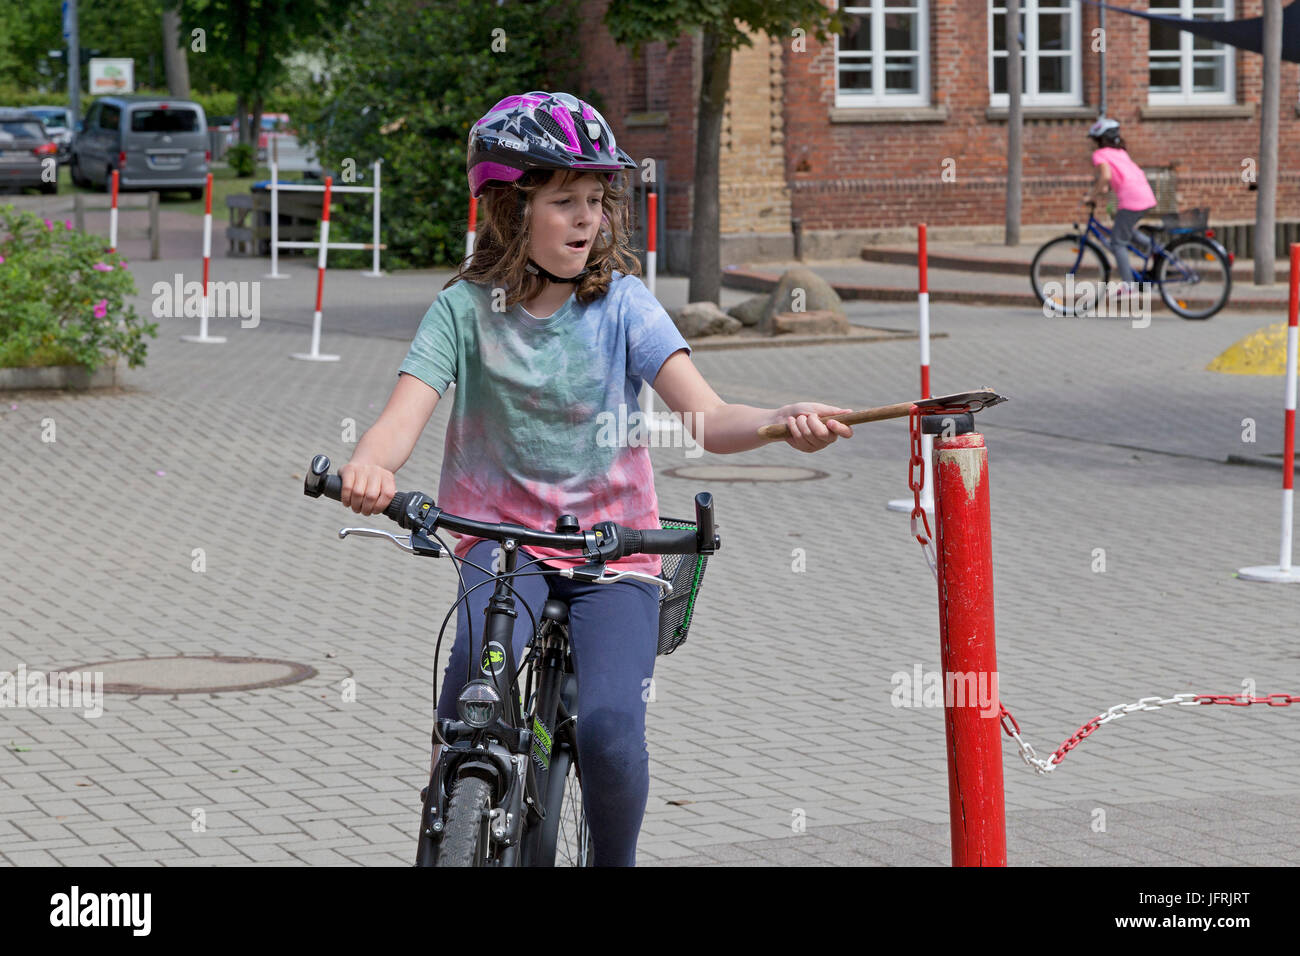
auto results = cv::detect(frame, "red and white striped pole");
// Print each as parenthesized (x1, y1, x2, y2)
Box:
(639, 191, 674, 433)
(465, 194, 478, 264)
(292, 176, 340, 361)
(182, 173, 225, 344)
(108, 169, 119, 254)
(646, 190, 657, 292)
(889, 223, 934, 514)
(1238, 241, 1300, 583)
(932, 424, 1006, 866)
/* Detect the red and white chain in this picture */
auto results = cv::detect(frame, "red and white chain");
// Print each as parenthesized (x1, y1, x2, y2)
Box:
(902, 407, 1299, 773)
(908, 405, 938, 580)
(1000, 693, 1299, 775)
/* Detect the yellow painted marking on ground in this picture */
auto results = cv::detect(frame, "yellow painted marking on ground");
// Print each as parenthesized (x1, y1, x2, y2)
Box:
(1207, 321, 1300, 375)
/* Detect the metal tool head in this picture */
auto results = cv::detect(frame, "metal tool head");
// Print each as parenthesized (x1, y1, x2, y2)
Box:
(914, 388, 1008, 414)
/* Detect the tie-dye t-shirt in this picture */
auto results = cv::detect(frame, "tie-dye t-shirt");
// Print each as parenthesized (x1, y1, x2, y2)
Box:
(397, 271, 690, 575)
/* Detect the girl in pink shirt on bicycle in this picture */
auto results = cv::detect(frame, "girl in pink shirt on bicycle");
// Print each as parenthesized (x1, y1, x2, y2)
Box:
(1084, 117, 1157, 287)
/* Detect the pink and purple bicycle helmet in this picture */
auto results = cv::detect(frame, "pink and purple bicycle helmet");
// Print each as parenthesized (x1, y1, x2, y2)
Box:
(467, 90, 637, 198)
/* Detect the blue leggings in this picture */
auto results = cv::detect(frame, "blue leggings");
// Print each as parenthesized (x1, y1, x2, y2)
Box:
(435, 538, 661, 867)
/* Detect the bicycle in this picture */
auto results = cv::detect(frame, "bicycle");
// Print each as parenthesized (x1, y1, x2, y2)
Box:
(302, 453, 719, 867)
(1030, 202, 1233, 320)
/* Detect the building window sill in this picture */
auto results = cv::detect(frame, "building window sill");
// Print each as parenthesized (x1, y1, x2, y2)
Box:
(829, 105, 948, 124)
(984, 105, 1095, 122)
(624, 111, 667, 128)
(1139, 103, 1254, 120)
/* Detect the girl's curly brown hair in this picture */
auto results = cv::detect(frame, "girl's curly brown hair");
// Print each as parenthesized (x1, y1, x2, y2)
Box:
(443, 168, 642, 308)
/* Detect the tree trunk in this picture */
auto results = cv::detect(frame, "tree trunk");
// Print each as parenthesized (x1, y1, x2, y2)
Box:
(251, 97, 264, 164)
(1005, 0, 1022, 246)
(688, 27, 731, 305)
(1254, 0, 1281, 285)
(236, 94, 250, 147)
(161, 6, 190, 99)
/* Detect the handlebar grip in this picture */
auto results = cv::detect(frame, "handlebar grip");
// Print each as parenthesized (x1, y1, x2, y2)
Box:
(633, 529, 700, 555)
(305, 455, 343, 500)
(694, 492, 716, 554)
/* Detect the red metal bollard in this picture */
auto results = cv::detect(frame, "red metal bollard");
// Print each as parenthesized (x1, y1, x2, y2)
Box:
(932, 429, 1006, 866)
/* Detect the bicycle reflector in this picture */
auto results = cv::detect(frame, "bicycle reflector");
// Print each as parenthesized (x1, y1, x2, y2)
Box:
(457, 679, 502, 728)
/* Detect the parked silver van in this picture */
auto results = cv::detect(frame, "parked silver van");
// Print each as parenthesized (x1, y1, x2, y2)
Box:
(70, 95, 209, 198)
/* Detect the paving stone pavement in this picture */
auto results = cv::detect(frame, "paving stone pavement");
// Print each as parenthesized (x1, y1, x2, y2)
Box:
(2, 260, 1298, 867)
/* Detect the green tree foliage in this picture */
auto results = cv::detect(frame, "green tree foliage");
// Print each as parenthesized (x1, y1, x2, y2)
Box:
(287, 0, 586, 269)
(605, 0, 840, 302)
(0, 0, 169, 93)
(179, 0, 348, 141)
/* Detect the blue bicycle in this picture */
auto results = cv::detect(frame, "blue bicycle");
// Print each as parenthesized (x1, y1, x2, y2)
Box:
(1031, 203, 1232, 320)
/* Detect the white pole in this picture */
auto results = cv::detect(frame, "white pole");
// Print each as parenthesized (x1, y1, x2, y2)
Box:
(266, 161, 286, 279)
(364, 159, 382, 277)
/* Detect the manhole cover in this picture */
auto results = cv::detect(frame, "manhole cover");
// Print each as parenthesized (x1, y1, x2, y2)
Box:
(64, 656, 317, 695)
(662, 464, 830, 482)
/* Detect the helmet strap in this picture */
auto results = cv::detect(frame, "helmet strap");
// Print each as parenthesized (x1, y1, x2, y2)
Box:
(524, 259, 589, 284)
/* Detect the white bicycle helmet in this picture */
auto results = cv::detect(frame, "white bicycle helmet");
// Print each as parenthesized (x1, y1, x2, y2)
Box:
(1088, 116, 1121, 141)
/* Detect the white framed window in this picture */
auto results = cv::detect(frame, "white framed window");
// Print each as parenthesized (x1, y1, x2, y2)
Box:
(988, 1, 1082, 107)
(834, 1, 930, 107)
(1147, 0, 1235, 105)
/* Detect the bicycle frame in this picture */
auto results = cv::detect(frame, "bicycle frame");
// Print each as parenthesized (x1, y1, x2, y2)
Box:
(1078, 211, 1201, 286)
(421, 538, 576, 867)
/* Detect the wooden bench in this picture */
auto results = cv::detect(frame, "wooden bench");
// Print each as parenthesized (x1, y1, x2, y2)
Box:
(225, 187, 323, 257)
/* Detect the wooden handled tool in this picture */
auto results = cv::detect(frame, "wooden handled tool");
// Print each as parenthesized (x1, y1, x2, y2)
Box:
(756, 387, 1007, 440)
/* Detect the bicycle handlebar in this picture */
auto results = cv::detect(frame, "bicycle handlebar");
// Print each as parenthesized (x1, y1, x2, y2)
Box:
(303, 454, 720, 561)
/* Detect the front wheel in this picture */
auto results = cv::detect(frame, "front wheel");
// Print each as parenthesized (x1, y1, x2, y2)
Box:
(536, 745, 593, 866)
(435, 775, 494, 867)
(1155, 236, 1232, 319)
(1030, 235, 1111, 316)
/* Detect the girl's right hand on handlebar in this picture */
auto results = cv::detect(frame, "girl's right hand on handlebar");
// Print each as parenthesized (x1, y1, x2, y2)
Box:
(339, 462, 396, 515)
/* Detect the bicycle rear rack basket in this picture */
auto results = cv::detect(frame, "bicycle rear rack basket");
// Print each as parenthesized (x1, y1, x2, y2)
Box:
(656, 517, 709, 656)
(1159, 206, 1209, 232)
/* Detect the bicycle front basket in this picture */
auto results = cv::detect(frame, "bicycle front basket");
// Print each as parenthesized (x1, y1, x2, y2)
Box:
(656, 517, 709, 656)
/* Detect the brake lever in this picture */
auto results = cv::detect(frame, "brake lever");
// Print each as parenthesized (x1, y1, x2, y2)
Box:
(339, 527, 415, 553)
(558, 565, 673, 596)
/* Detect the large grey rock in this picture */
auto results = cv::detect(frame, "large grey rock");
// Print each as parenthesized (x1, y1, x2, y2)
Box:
(770, 309, 850, 336)
(670, 301, 743, 338)
(726, 294, 769, 327)
(761, 267, 846, 333)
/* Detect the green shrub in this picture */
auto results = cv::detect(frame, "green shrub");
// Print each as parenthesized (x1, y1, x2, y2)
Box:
(285, 0, 591, 270)
(227, 142, 256, 177)
(0, 205, 157, 371)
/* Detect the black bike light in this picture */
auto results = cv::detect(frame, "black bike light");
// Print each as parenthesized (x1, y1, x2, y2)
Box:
(457, 679, 502, 729)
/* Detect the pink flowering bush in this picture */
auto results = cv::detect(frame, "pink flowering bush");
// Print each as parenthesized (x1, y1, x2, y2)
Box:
(0, 205, 156, 370)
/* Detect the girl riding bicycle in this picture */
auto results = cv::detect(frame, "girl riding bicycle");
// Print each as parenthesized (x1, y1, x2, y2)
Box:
(338, 90, 854, 866)
(1084, 117, 1157, 289)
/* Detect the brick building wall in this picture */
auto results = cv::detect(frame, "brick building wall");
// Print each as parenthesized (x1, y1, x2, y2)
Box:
(575, 0, 1299, 268)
